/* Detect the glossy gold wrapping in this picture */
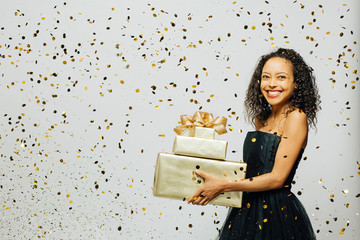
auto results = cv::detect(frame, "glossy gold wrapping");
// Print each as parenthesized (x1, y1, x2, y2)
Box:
(153, 153, 247, 208)
(188, 126, 215, 139)
(173, 135, 227, 160)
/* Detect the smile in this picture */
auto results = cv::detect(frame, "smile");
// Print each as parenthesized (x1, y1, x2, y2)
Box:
(266, 90, 282, 98)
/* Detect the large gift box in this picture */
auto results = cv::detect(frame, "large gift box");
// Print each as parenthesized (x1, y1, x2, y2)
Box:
(153, 153, 246, 208)
(153, 112, 247, 208)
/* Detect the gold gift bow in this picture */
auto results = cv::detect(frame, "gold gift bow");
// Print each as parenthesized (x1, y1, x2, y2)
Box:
(173, 111, 227, 135)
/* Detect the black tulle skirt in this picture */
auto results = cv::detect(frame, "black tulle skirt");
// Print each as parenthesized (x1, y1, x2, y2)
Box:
(218, 188, 316, 240)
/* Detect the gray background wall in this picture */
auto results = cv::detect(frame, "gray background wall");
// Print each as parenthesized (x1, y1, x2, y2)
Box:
(0, 0, 359, 239)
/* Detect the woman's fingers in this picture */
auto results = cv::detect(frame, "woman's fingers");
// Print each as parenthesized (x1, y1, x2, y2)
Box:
(199, 196, 208, 205)
(187, 171, 222, 205)
(188, 191, 205, 205)
(195, 170, 209, 180)
(193, 194, 207, 205)
(189, 192, 215, 206)
(187, 189, 202, 204)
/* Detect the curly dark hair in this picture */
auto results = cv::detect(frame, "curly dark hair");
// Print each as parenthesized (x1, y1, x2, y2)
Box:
(244, 48, 321, 129)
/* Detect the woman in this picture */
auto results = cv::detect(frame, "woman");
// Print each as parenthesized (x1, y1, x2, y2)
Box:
(187, 48, 320, 239)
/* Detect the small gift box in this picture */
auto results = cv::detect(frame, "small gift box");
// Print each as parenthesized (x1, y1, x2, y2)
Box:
(173, 135, 227, 160)
(189, 126, 215, 139)
(153, 153, 247, 208)
(174, 111, 227, 137)
(172, 112, 228, 159)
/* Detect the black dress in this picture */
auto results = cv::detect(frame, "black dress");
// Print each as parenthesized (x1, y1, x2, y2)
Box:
(218, 131, 316, 240)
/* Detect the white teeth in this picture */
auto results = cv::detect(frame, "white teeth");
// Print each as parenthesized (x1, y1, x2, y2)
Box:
(268, 91, 281, 95)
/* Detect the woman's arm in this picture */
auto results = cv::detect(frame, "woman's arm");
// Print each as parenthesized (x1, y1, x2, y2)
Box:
(188, 110, 308, 205)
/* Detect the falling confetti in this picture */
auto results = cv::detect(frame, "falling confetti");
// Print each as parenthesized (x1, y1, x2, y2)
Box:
(0, 0, 358, 239)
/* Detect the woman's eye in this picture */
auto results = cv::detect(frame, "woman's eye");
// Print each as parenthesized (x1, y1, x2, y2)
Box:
(278, 75, 286, 79)
(261, 75, 269, 79)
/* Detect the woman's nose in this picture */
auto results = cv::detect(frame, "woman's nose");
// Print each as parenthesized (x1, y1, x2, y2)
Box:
(268, 77, 277, 87)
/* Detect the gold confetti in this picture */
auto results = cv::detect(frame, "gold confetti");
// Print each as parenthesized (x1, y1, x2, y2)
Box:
(251, 138, 256, 142)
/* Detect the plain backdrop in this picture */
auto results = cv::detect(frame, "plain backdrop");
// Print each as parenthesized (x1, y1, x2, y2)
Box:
(0, 0, 359, 239)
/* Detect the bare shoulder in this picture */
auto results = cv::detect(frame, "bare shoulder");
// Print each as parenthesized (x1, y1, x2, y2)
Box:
(284, 109, 308, 134)
(281, 109, 308, 149)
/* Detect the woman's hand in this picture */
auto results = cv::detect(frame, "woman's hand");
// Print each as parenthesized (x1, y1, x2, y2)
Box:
(187, 170, 227, 206)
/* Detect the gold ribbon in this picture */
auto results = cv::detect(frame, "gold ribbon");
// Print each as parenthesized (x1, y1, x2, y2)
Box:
(174, 111, 227, 135)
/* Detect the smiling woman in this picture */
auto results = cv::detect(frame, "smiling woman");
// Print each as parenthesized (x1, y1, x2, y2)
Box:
(245, 48, 321, 130)
(187, 48, 321, 239)
(260, 57, 296, 109)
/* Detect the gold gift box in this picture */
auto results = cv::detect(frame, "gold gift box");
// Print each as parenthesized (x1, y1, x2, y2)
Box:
(189, 126, 215, 139)
(173, 135, 227, 160)
(153, 153, 247, 208)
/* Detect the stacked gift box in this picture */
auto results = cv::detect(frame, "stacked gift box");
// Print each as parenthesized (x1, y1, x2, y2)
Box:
(153, 112, 247, 208)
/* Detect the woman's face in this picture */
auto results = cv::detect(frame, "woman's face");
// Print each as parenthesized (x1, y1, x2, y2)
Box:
(260, 57, 295, 109)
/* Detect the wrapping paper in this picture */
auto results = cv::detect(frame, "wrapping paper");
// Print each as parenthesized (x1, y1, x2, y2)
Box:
(173, 135, 227, 160)
(189, 126, 215, 139)
(153, 153, 247, 208)
(174, 111, 227, 136)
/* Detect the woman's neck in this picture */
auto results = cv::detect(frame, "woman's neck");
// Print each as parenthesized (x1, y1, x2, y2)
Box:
(270, 104, 290, 121)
